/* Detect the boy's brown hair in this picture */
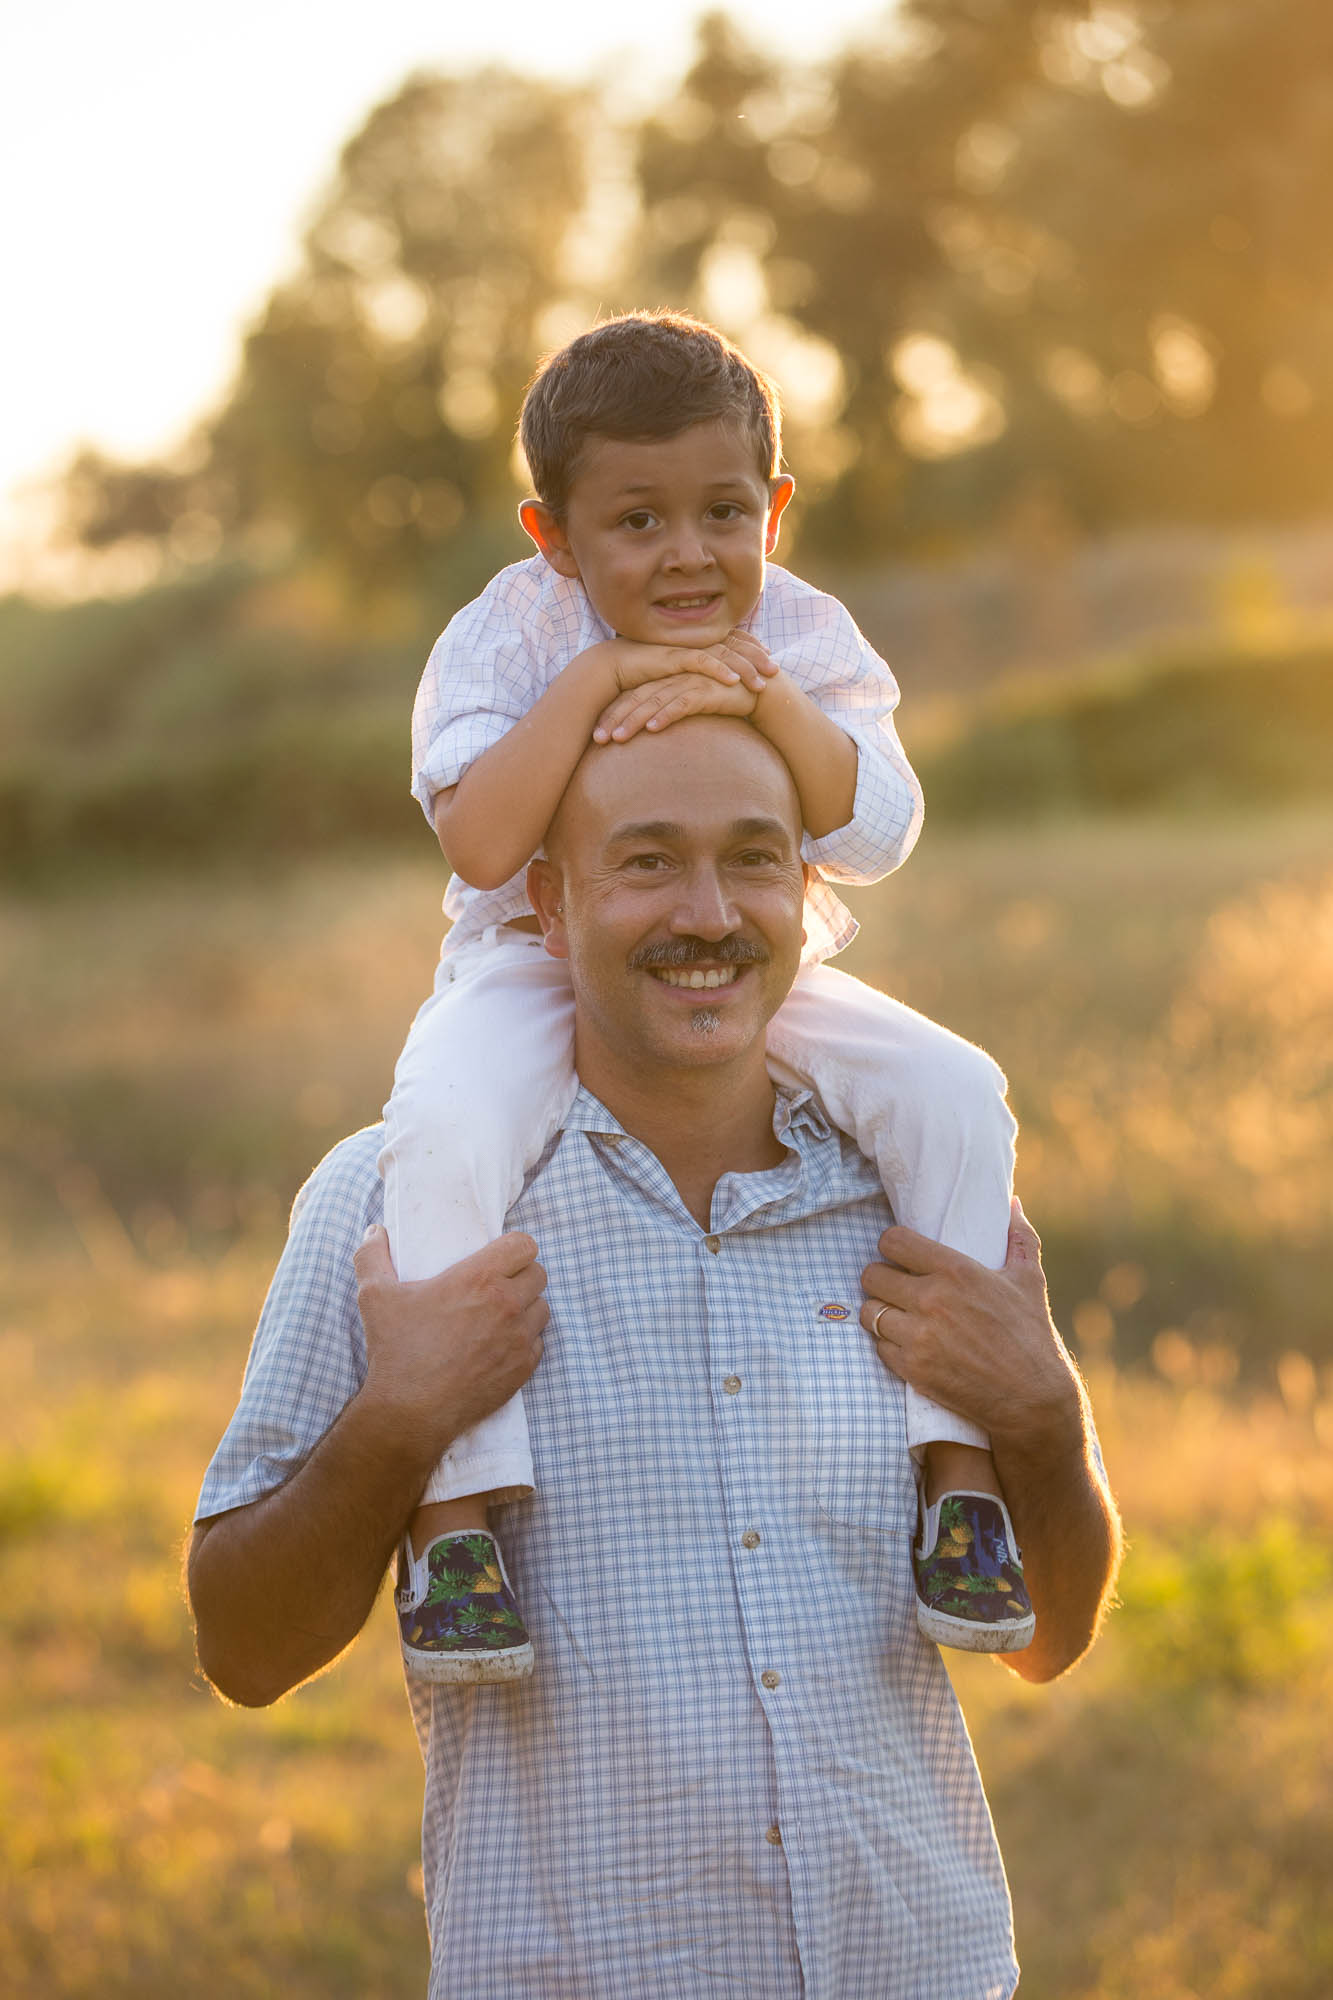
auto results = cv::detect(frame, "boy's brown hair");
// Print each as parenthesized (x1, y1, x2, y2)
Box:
(519, 310, 783, 514)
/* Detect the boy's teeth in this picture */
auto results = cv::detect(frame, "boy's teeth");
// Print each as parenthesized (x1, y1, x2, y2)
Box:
(655, 966, 739, 989)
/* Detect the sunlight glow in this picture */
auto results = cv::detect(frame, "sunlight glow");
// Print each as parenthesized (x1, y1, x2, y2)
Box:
(0, 0, 897, 586)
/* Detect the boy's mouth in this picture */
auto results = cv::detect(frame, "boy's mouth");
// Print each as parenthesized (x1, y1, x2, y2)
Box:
(655, 593, 723, 614)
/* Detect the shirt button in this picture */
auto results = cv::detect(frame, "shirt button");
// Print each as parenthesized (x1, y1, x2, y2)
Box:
(741, 1530, 761, 1549)
(722, 1375, 742, 1394)
(704, 1234, 721, 1254)
(761, 1669, 780, 1690)
(765, 1824, 783, 1846)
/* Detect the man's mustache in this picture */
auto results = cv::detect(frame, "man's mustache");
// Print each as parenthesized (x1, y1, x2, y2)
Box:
(628, 937, 770, 970)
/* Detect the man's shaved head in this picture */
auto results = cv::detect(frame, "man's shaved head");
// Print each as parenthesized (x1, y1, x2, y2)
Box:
(544, 717, 801, 865)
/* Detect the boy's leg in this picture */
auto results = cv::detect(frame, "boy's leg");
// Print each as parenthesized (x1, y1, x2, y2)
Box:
(768, 963, 1034, 1652)
(379, 932, 577, 1681)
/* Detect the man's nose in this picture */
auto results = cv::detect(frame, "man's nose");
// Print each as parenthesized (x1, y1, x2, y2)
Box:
(670, 865, 740, 939)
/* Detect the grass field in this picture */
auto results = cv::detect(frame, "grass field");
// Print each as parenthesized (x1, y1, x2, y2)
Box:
(3, 809, 1332, 1995)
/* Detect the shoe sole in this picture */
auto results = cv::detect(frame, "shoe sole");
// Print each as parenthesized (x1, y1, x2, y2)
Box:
(916, 1603, 1036, 1653)
(402, 1638, 536, 1684)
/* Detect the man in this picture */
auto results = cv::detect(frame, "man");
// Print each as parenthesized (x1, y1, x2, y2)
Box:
(189, 718, 1120, 1999)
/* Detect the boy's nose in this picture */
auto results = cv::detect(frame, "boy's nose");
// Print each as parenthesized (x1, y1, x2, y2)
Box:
(662, 528, 713, 572)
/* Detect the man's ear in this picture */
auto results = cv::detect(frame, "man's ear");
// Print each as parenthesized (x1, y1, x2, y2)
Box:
(526, 857, 570, 959)
(518, 499, 582, 580)
(765, 474, 796, 556)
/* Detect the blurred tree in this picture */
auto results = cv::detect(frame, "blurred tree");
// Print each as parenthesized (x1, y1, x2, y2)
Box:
(633, 2, 1333, 553)
(985, 0, 1333, 525)
(62, 69, 595, 597)
(57, 5, 1333, 582)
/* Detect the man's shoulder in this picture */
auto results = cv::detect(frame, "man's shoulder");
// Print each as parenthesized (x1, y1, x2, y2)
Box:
(287, 1125, 385, 1236)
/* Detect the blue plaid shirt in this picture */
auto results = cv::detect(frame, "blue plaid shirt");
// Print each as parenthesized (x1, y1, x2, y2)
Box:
(199, 1092, 1018, 1999)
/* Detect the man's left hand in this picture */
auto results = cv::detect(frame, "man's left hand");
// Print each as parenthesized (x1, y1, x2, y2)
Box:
(860, 1199, 1080, 1462)
(862, 1198, 1123, 1681)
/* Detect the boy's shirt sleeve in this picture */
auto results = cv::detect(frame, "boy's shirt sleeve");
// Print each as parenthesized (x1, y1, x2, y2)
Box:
(193, 1129, 382, 1522)
(410, 562, 564, 822)
(755, 571, 924, 887)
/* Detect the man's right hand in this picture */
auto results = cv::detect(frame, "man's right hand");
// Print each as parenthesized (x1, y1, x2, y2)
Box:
(354, 1226, 548, 1464)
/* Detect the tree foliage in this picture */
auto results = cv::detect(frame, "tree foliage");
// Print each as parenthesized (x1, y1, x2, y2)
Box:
(60, 3, 1333, 585)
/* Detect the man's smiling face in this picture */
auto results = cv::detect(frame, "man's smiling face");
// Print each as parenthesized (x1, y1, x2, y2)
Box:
(520, 419, 793, 650)
(530, 720, 807, 1090)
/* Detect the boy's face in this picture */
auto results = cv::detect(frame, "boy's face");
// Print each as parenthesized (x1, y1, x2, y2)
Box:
(519, 419, 794, 648)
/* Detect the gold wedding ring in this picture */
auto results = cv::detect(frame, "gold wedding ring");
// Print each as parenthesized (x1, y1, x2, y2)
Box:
(871, 1303, 891, 1340)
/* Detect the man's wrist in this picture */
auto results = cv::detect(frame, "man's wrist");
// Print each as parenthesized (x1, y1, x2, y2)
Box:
(989, 1351, 1086, 1467)
(352, 1367, 456, 1490)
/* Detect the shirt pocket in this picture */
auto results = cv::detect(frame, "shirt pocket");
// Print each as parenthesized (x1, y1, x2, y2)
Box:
(805, 1320, 917, 1534)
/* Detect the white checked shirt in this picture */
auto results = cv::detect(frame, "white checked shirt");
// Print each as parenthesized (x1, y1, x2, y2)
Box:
(410, 557, 924, 963)
(198, 1096, 1019, 2000)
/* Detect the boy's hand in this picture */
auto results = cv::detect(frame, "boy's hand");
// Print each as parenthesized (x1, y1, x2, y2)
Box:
(589, 633, 778, 700)
(592, 671, 765, 742)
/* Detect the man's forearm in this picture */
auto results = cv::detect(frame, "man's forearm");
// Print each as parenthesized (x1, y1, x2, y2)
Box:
(989, 1375, 1122, 1683)
(859, 1205, 1122, 1681)
(189, 1383, 436, 1706)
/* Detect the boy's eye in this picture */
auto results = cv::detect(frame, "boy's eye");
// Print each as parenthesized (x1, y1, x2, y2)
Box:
(707, 502, 745, 522)
(621, 510, 657, 531)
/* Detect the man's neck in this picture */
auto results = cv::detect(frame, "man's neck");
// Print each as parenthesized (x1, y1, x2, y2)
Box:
(575, 1046, 786, 1228)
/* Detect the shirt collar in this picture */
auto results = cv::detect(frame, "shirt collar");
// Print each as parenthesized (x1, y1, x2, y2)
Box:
(562, 1082, 832, 1151)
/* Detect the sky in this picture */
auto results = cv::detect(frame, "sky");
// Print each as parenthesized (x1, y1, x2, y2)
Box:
(0, 0, 895, 585)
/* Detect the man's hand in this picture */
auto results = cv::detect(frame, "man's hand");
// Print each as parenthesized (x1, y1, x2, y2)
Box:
(862, 1199, 1122, 1682)
(355, 1225, 548, 1463)
(859, 1200, 1079, 1459)
(189, 1229, 548, 1707)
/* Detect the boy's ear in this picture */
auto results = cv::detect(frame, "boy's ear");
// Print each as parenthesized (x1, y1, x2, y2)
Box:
(519, 499, 582, 580)
(765, 475, 796, 556)
(526, 857, 570, 959)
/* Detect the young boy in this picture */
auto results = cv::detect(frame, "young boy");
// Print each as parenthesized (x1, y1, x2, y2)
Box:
(383, 310, 1033, 1683)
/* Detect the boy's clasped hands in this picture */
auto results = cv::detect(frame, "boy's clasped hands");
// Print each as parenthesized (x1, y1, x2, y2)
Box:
(589, 630, 780, 744)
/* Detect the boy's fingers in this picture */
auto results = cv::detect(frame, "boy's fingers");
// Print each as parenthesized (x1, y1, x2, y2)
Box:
(609, 688, 673, 739)
(659, 646, 738, 685)
(644, 692, 703, 732)
(721, 632, 778, 683)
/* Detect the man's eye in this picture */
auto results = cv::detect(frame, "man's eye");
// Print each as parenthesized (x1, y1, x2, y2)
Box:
(737, 850, 780, 867)
(627, 853, 669, 871)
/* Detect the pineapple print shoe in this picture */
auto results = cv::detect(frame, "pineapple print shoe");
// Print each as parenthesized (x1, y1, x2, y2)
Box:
(914, 1490, 1036, 1653)
(396, 1529, 534, 1683)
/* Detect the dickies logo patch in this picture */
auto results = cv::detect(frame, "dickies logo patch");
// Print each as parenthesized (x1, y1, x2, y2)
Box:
(818, 1302, 852, 1321)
